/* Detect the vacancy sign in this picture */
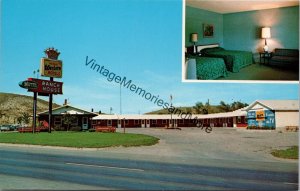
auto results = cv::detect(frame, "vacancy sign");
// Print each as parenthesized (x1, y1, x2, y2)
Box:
(256, 110, 265, 121)
(40, 58, 62, 78)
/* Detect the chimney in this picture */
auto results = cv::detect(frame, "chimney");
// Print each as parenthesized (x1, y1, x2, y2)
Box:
(63, 99, 67, 106)
(91, 108, 94, 112)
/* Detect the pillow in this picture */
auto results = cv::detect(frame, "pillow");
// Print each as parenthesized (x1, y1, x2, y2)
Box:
(201, 47, 224, 54)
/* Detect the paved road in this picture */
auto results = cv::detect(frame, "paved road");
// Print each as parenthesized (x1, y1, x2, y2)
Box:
(0, 148, 298, 190)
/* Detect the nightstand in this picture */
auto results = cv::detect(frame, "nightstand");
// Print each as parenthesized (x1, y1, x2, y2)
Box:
(259, 51, 272, 64)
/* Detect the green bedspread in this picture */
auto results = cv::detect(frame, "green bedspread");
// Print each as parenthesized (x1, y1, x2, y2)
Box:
(189, 56, 227, 80)
(201, 47, 253, 72)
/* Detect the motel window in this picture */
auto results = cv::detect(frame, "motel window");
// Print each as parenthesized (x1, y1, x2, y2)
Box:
(92, 120, 97, 125)
(71, 117, 78, 126)
(134, 120, 139, 124)
(107, 120, 112, 126)
(179, 119, 183, 124)
(54, 117, 61, 125)
(227, 118, 231, 123)
(162, 120, 167, 124)
(125, 120, 129, 125)
(151, 120, 157, 124)
(237, 116, 241, 123)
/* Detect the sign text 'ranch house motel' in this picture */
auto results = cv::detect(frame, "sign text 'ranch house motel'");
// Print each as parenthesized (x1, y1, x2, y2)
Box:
(19, 47, 63, 133)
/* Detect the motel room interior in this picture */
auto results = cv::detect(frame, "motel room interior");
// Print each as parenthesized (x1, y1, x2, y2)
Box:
(184, 0, 299, 81)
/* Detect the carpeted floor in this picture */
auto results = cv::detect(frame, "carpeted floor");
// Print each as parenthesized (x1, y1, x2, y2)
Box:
(216, 63, 299, 81)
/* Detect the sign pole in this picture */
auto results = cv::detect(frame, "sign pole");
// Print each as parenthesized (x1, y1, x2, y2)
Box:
(42, 47, 61, 133)
(48, 77, 53, 133)
(33, 92, 37, 133)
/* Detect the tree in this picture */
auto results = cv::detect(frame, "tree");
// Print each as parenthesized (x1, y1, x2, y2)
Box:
(231, 101, 248, 111)
(204, 99, 210, 114)
(193, 102, 204, 114)
(17, 116, 23, 125)
(21, 113, 30, 126)
(218, 101, 231, 112)
(193, 102, 209, 114)
(62, 113, 76, 131)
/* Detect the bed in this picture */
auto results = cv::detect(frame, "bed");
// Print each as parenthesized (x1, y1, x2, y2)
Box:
(188, 56, 227, 80)
(197, 45, 253, 73)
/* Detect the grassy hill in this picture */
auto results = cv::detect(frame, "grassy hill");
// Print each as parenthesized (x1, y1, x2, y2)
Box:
(0, 92, 60, 125)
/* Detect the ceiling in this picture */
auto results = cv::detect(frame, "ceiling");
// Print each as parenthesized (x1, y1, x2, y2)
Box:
(186, 0, 299, 14)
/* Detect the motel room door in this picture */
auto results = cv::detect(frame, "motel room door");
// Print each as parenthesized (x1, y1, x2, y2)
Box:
(141, 120, 145, 128)
(82, 117, 88, 130)
(146, 119, 150, 128)
(168, 119, 177, 127)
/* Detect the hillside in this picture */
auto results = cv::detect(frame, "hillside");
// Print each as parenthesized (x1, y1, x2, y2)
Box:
(0, 92, 60, 125)
(146, 101, 249, 115)
(146, 106, 219, 114)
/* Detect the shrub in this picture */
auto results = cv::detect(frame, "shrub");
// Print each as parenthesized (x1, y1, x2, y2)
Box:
(70, 126, 81, 131)
(54, 125, 65, 131)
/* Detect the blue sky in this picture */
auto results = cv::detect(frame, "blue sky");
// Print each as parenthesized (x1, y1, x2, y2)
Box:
(0, 0, 298, 114)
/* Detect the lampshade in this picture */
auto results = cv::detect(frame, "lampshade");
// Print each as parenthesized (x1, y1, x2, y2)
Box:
(262, 27, 271, 39)
(191, 33, 198, 43)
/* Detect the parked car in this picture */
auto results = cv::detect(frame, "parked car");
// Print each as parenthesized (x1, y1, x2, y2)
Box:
(0, 125, 11, 132)
(10, 124, 21, 131)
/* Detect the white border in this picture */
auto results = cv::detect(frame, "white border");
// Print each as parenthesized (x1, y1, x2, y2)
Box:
(182, 0, 299, 84)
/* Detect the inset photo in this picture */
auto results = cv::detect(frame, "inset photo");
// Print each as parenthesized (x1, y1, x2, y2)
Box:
(183, 0, 299, 82)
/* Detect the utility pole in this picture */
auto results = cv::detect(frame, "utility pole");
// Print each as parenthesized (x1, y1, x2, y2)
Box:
(120, 83, 122, 115)
(170, 94, 173, 128)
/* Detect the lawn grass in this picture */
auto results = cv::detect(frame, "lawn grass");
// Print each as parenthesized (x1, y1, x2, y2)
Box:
(271, 146, 298, 159)
(0, 132, 159, 148)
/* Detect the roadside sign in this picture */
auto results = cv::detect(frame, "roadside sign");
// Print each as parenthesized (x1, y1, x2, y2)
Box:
(40, 58, 62, 78)
(19, 80, 38, 89)
(27, 78, 63, 94)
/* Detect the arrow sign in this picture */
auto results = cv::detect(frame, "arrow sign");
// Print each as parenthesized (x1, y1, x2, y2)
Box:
(19, 80, 38, 89)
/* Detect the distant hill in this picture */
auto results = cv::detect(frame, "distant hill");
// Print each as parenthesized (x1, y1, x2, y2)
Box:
(146, 106, 221, 114)
(146, 107, 193, 114)
(146, 102, 249, 115)
(0, 92, 60, 125)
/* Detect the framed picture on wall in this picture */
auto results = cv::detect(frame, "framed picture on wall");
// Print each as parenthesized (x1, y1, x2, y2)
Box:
(203, 24, 214, 38)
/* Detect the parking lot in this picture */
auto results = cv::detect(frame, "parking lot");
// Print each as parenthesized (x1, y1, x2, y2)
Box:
(108, 127, 298, 163)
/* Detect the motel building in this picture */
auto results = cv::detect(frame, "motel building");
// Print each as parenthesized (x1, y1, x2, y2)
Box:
(38, 103, 97, 131)
(92, 100, 299, 130)
(92, 108, 248, 129)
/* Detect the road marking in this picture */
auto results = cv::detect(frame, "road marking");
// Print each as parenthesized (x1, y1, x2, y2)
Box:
(284, 182, 298, 185)
(65, 162, 145, 172)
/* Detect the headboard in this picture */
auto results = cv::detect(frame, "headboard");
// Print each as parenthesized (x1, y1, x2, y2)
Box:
(196, 44, 219, 53)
